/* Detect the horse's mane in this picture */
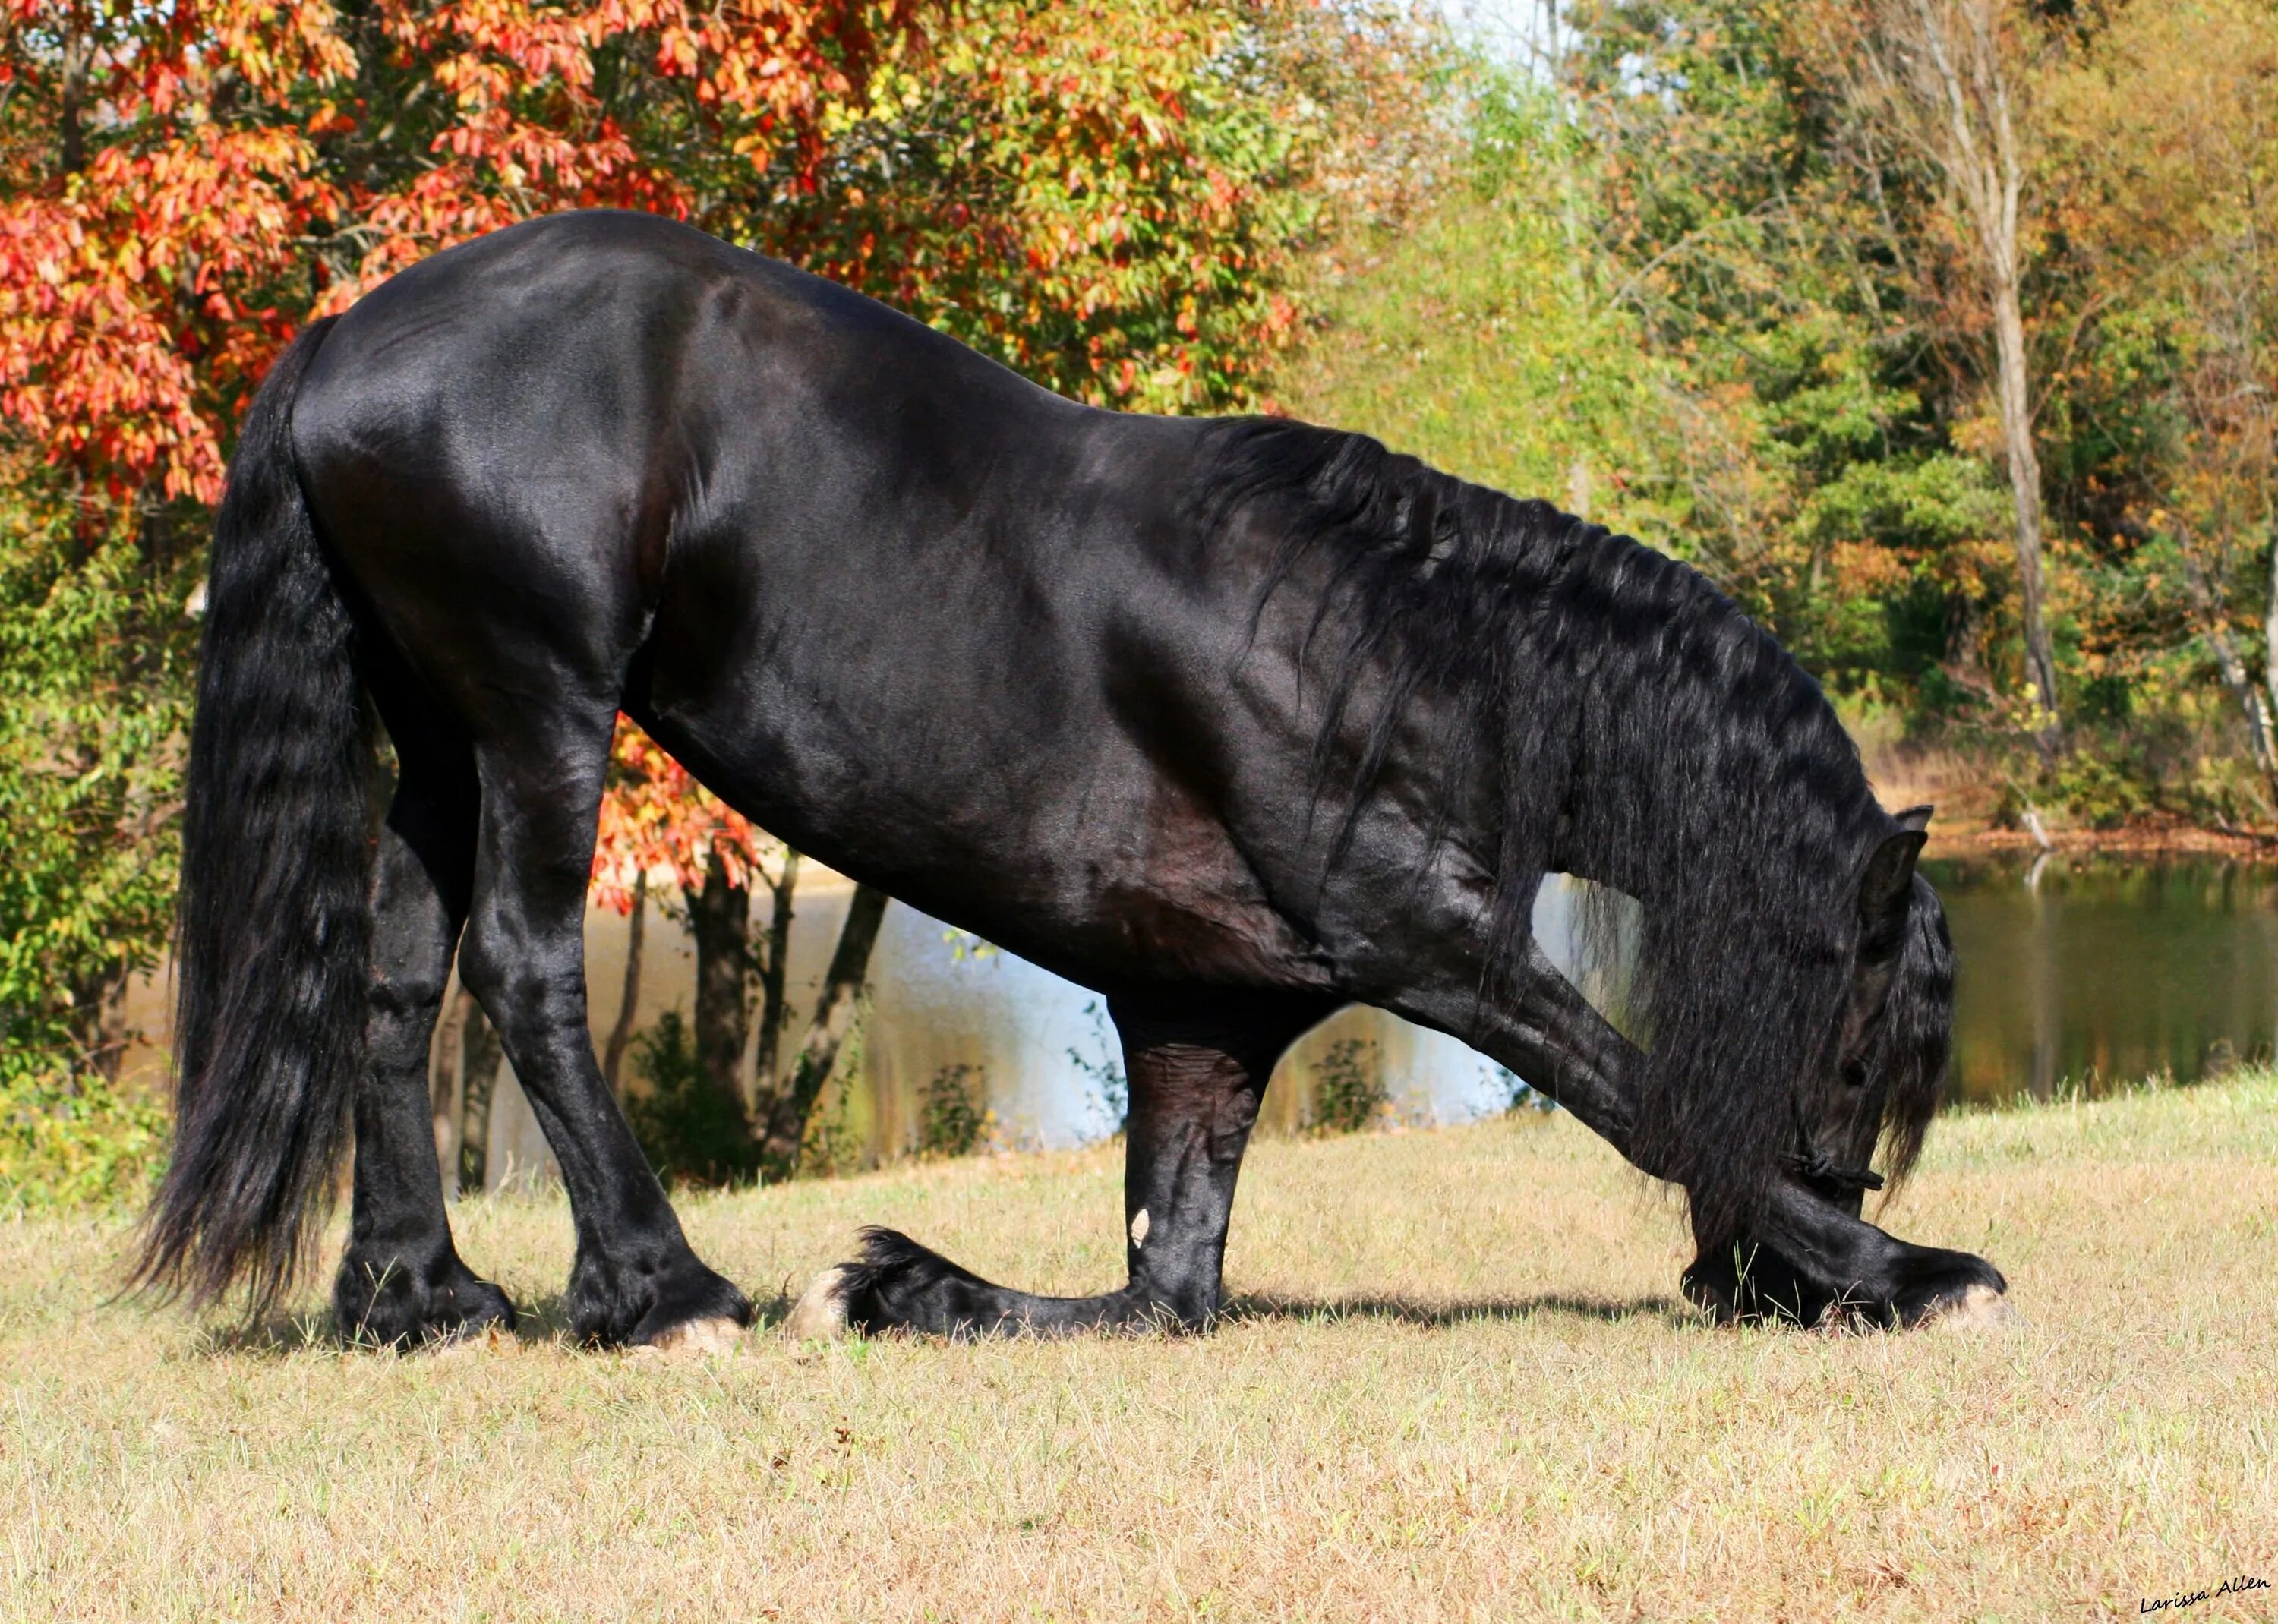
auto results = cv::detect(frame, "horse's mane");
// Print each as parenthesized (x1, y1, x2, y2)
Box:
(1194, 417, 1944, 1244)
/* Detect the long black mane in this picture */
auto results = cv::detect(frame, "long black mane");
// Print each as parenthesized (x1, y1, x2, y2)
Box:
(1198, 418, 1937, 1244)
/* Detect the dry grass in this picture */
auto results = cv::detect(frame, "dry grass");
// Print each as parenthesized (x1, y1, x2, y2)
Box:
(5, 1076, 2275, 1622)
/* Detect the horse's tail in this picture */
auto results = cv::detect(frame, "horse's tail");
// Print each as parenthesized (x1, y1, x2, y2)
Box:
(133, 315, 372, 1317)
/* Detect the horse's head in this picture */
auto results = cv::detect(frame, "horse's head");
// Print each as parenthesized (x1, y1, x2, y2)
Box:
(1789, 804, 1953, 1219)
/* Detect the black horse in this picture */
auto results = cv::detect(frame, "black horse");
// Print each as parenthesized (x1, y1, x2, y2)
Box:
(137, 210, 2006, 1349)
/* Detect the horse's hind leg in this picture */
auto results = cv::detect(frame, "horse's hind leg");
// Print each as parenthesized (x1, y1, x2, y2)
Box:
(333, 691, 514, 1347)
(455, 711, 752, 1348)
(790, 989, 1332, 1339)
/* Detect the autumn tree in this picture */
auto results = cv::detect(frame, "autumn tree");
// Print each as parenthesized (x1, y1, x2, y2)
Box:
(2043, 0, 2278, 803)
(1560, 1, 2014, 707)
(1813, 0, 2067, 749)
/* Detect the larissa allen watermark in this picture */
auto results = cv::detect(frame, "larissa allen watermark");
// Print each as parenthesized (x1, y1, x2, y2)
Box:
(2139, 1575, 2270, 1613)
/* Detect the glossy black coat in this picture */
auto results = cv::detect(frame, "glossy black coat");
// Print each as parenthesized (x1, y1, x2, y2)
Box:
(153, 210, 2002, 1345)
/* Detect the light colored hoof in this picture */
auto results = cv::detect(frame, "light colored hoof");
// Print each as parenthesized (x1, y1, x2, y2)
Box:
(639, 1316, 745, 1358)
(782, 1265, 854, 1342)
(431, 1323, 516, 1361)
(1929, 1283, 2017, 1332)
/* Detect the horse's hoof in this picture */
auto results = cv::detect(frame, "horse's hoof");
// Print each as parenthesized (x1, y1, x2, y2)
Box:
(1925, 1282, 2017, 1332)
(633, 1315, 745, 1358)
(333, 1253, 517, 1351)
(782, 1265, 854, 1342)
(576, 1253, 753, 1348)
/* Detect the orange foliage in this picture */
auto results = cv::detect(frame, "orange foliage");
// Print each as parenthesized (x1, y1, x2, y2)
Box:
(2, 0, 1415, 898)
(592, 717, 775, 915)
(1, 0, 916, 503)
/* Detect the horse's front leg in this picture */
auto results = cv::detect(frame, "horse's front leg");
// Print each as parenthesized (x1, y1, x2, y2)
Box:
(1681, 1178, 2008, 1329)
(1409, 941, 2007, 1329)
(787, 988, 1333, 1339)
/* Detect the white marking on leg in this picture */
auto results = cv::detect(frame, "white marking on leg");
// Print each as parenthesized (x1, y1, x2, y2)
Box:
(1930, 1283, 2018, 1332)
(782, 1265, 853, 1342)
(1130, 1208, 1150, 1249)
(639, 1316, 743, 1358)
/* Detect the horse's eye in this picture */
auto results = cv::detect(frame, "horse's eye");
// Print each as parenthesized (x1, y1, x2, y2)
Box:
(1841, 1060, 1869, 1089)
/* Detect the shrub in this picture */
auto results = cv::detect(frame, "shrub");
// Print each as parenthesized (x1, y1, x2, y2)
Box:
(622, 1011, 762, 1189)
(1308, 1037, 1387, 1136)
(2050, 751, 2154, 830)
(917, 1063, 992, 1160)
(0, 1055, 165, 1213)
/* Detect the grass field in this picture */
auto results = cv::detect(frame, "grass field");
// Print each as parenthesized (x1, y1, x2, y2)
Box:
(5, 1076, 2274, 1622)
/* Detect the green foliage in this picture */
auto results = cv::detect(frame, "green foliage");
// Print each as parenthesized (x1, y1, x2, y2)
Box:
(0, 1061, 166, 1214)
(0, 459, 195, 1206)
(1279, 66, 1664, 523)
(2048, 751, 2154, 831)
(1307, 1037, 1387, 1137)
(797, 1075, 869, 1181)
(917, 1063, 992, 1160)
(1065, 998, 1129, 1135)
(623, 1011, 763, 1189)
(1560, 2, 2028, 710)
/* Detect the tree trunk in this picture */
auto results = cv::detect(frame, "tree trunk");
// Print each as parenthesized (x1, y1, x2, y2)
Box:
(686, 847, 756, 1142)
(457, 995, 503, 1197)
(752, 850, 800, 1087)
(756, 883, 891, 1178)
(600, 871, 647, 1099)
(1893, 0, 2062, 748)
(68, 966, 130, 1084)
(58, 34, 90, 178)
(2180, 531, 2278, 795)
(2264, 514, 2278, 766)
(1991, 278, 2061, 749)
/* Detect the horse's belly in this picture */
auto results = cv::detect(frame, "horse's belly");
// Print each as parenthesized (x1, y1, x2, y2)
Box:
(636, 666, 1331, 996)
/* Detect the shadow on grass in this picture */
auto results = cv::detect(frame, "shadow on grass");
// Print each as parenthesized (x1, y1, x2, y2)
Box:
(187, 1309, 345, 1357)
(185, 1285, 1688, 1355)
(1220, 1291, 1695, 1330)
(184, 1280, 805, 1357)
(486, 1284, 804, 1341)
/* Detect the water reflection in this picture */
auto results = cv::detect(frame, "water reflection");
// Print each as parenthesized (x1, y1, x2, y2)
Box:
(844, 886, 1567, 1156)
(1926, 856, 2278, 1104)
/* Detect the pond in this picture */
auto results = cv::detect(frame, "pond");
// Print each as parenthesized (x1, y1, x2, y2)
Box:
(1926, 856, 2278, 1105)
(137, 854, 2264, 1187)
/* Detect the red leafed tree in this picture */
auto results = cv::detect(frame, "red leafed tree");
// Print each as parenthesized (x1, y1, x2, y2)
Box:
(1, 0, 929, 1182)
(2, 0, 1425, 1181)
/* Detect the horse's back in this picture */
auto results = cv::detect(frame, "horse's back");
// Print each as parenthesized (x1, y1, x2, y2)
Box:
(290, 210, 1097, 725)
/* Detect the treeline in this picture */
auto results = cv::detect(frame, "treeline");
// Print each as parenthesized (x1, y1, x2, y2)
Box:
(1285, 0, 2278, 830)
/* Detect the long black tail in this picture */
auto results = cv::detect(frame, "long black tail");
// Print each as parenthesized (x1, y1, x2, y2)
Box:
(134, 316, 372, 1317)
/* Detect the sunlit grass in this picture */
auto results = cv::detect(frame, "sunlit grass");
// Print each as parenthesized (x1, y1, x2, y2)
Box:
(5, 1074, 2273, 1619)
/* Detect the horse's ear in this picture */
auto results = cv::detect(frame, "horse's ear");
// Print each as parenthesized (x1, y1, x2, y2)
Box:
(1893, 803, 1933, 834)
(1858, 824, 1928, 935)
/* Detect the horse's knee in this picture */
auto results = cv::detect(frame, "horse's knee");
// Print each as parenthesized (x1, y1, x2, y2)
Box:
(454, 926, 583, 1044)
(368, 960, 451, 1026)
